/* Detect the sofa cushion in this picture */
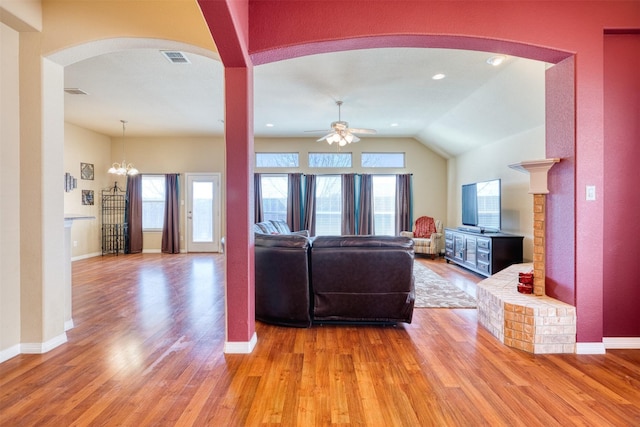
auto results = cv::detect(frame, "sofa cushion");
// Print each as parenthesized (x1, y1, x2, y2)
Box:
(254, 221, 279, 234)
(270, 219, 291, 234)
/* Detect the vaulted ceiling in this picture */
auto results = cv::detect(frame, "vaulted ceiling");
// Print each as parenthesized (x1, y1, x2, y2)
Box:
(64, 46, 547, 158)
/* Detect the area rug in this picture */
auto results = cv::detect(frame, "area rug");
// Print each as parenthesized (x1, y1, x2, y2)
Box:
(413, 262, 477, 308)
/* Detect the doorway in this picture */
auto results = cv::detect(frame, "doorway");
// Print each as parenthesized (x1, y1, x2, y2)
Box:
(185, 173, 221, 252)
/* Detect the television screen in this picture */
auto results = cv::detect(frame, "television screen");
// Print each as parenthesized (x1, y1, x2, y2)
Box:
(461, 179, 501, 231)
(476, 179, 501, 231)
(461, 183, 478, 226)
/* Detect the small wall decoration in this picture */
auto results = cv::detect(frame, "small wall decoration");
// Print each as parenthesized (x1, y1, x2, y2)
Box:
(82, 189, 94, 205)
(64, 172, 77, 192)
(81, 162, 94, 180)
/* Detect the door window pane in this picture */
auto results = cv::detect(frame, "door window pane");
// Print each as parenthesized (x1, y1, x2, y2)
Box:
(193, 181, 213, 242)
(372, 175, 396, 235)
(315, 175, 342, 235)
(142, 175, 165, 230)
(261, 175, 288, 222)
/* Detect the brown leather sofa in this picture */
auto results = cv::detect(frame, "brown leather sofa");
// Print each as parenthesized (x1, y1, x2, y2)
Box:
(255, 234, 415, 327)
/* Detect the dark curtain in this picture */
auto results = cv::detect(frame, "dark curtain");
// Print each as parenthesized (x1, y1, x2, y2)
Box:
(358, 174, 374, 235)
(396, 174, 412, 235)
(254, 173, 263, 223)
(161, 173, 180, 254)
(303, 174, 316, 236)
(341, 174, 356, 235)
(287, 173, 302, 231)
(125, 175, 143, 254)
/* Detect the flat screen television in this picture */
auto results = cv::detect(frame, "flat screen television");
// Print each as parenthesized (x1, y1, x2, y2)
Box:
(461, 179, 501, 232)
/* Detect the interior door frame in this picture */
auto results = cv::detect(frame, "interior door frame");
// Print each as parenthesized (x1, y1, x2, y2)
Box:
(184, 172, 222, 253)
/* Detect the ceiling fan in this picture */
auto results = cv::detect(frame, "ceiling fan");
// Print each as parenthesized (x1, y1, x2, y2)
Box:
(306, 100, 377, 146)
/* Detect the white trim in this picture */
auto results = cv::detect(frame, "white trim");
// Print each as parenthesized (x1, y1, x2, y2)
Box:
(143, 249, 162, 254)
(21, 333, 67, 354)
(224, 332, 257, 354)
(603, 337, 640, 349)
(71, 251, 101, 262)
(185, 173, 222, 253)
(576, 342, 606, 354)
(64, 319, 75, 331)
(0, 344, 21, 363)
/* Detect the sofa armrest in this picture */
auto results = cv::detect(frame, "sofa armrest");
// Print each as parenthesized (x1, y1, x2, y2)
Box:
(399, 231, 414, 238)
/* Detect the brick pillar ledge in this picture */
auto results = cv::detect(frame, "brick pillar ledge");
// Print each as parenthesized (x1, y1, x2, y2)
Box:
(533, 194, 546, 296)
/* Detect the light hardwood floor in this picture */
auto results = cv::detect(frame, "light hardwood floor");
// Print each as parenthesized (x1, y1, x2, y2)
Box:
(1, 253, 639, 426)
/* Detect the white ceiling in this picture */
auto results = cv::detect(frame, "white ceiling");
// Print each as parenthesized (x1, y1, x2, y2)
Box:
(63, 47, 547, 158)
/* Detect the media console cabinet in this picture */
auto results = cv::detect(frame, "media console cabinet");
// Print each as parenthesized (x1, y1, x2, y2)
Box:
(444, 227, 524, 277)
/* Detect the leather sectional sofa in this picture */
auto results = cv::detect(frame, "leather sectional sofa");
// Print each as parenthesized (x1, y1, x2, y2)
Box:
(255, 232, 415, 327)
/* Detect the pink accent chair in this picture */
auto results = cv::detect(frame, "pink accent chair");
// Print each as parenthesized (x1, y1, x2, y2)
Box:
(400, 216, 444, 259)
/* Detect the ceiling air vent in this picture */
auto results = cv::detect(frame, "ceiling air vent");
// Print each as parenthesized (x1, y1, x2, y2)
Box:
(161, 51, 191, 64)
(64, 88, 88, 95)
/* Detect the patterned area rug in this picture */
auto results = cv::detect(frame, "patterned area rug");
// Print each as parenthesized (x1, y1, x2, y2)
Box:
(413, 262, 477, 308)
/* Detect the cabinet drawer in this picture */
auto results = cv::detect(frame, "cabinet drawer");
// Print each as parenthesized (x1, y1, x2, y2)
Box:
(477, 238, 490, 250)
(477, 251, 490, 263)
(445, 240, 453, 250)
(445, 249, 453, 258)
(476, 262, 490, 274)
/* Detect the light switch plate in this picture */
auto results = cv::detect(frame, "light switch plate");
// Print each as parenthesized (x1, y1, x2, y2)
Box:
(586, 185, 596, 201)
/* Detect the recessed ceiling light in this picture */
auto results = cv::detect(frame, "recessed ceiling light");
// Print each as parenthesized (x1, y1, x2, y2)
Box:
(390, 123, 399, 127)
(487, 55, 507, 66)
(265, 123, 274, 127)
(432, 73, 446, 80)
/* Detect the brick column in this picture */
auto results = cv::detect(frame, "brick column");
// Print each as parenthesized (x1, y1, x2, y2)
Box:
(533, 194, 546, 296)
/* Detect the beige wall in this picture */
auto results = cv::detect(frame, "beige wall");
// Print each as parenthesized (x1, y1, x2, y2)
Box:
(65, 133, 227, 255)
(123, 136, 226, 252)
(448, 125, 546, 261)
(255, 137, 449, 225)
(1, 21, 22, 358)
(41, 0, 215, 58)
(64, 123, 112, 258)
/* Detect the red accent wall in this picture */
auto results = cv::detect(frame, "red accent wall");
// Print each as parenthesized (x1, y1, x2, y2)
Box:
(199, 0, 256, 345)
(603, 33, 640, 337)
(545, 57, 576, 305)
(199, 1, 640, 345)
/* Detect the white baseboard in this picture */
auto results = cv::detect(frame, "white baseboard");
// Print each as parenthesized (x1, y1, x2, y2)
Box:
(64, 319, 75, 331)
(143, 249, 162, 254)
(71, 252, 102, 262)
(603, 337, 640, 349)
(576, 342, 606, 354)
(0, 344, 21, 363)
(224, 332, 257, 354)
(21, 333, 67, 354)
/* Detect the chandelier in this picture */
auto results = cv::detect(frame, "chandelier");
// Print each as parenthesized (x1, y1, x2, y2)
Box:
(108, 120, 139, 175)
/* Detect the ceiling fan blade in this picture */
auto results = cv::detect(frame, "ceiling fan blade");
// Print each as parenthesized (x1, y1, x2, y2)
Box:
(305, 129, 333, 133)
(350, 134, 361, 143)
(316, 131, 336, 142)
(348, 128, 377, 135)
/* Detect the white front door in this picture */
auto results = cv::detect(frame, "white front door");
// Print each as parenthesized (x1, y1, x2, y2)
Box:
(185, 173, 221, 252)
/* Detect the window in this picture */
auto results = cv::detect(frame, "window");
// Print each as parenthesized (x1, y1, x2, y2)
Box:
(261, 174, 288, 222)
(315, 175, 342, 235)
(142, 175, 165, 230)
(256, 152, 299, 168)
(362, 152, 405, 168)
(309, 152, 352, 168)
(372, 175, 396, 236)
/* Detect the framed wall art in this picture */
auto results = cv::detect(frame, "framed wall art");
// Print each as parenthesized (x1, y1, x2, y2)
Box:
(81, 162, 94, 180)
(82, 190, 94, 205)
